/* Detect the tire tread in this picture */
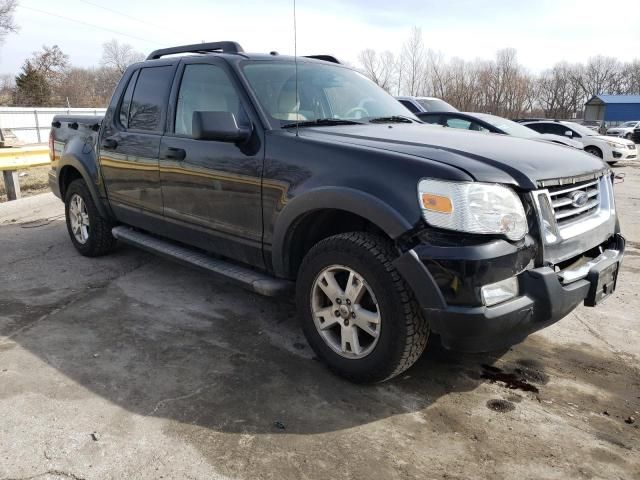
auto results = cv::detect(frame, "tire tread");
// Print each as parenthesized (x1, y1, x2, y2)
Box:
(298, 231, 429, 382)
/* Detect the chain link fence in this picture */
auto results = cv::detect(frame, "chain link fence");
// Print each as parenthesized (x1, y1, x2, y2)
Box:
(0, 107, 107, 146)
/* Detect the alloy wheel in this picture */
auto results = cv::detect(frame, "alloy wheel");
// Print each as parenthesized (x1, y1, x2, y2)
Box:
(310, 265, 381, 359)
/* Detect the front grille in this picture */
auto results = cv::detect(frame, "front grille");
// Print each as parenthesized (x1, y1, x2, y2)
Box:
(547, 179, 600, 227)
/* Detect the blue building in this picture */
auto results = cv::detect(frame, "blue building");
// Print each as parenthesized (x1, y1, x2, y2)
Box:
(584, 95, 640, 123)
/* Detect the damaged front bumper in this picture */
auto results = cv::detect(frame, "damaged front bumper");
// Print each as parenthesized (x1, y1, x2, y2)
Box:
(394, 233, 624, 353)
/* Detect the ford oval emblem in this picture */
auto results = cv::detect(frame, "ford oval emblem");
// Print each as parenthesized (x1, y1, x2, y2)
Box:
(570, 190, 589, 208)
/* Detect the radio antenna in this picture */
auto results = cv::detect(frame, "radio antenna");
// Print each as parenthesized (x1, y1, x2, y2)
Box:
(293, 0, 299, 137)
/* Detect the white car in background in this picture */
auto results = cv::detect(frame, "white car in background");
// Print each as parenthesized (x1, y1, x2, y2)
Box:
(395, 96, 458, 113)
(606, 121, 640, 141)
(523, 120, 637, 164)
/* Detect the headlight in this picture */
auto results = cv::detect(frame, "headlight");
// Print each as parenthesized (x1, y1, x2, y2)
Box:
(606, 141, 625, 149)
(417, 179, 528, 240)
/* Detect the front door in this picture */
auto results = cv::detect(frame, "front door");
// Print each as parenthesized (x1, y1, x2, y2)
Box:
(159, 59, 264, 267)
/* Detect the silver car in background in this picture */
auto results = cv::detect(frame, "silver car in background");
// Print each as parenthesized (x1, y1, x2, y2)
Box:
(606, 121, 640, 140)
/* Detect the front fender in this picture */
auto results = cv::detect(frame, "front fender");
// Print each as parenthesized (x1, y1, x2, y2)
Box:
(271, 186, 414, 277)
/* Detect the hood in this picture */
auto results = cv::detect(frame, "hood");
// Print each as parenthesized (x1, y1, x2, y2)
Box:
(534, 134, 583, 150)
(299, 124, 608, 189)
(592, 135, 635, 145)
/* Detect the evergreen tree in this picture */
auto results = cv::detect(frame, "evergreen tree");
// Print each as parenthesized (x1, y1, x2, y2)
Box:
(15, 61, 51, 106)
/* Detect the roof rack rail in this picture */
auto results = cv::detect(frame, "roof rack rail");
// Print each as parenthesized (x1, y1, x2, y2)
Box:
(303, 55, 340, 64)
(146, 41, 244, 60)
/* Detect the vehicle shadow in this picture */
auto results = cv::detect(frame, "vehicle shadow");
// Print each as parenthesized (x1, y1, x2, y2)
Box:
(2, 237, 637, 446)
(1, 239, 516, 437)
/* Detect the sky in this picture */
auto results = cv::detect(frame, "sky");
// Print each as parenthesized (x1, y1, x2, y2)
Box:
(1, 0, 639, 76)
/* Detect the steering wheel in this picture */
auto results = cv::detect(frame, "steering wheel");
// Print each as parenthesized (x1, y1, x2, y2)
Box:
(344, 106, 369, 119)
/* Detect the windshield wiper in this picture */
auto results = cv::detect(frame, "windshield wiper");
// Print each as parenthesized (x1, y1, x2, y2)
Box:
(281, 118, 364, 129)
(368, 115, 415, 124)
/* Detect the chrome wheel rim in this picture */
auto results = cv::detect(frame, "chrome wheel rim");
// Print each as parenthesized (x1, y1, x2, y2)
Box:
(69, 194, 90, 244)
(311, 265, 381, 359)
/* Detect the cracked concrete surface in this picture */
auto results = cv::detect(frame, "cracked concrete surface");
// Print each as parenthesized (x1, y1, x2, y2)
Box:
(1, 163, 639, 479)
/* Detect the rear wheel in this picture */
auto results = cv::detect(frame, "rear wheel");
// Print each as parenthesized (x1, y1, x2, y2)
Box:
(64, 179, 117, 257)
(625, 133, 633, 140)
(296, 232, 429, 383)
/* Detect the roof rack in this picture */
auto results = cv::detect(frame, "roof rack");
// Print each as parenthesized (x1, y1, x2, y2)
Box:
(146, 41, 244, 60)
(303, 55, 340, 64)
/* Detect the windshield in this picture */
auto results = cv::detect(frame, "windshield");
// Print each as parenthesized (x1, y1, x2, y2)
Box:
(416, 98, 458, 112)
(563, 122, 596, 136)
(619, 121, 639, 128)
(242, 61, 418, 127)
(473, 113, 539, 138)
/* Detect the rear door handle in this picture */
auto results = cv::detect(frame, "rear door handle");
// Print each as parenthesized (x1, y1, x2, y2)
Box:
(165, 147, 186, 161)
(102, 138, 118, 150)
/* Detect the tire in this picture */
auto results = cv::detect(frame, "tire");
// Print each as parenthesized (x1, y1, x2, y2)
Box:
(64, 178, 117, 257)
(625, 133, 633, 140)
(296, 232, 429, 383)
(585, 146, 603, 158)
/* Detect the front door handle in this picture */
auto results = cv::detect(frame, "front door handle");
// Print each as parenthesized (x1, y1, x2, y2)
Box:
(165, 147, 186, 161)
(102, 138, 118, 150)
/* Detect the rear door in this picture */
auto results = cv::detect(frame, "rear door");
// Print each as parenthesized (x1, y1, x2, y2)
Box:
(158, 58, 265, 267)
(100, 61, 177, 228)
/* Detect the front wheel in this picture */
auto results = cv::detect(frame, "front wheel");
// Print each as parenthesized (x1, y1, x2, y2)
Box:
(625, 133, 633, 140)
(65, 179, 117, 257)
(585, 146, 603, 158)
(296, 232, 429, 383)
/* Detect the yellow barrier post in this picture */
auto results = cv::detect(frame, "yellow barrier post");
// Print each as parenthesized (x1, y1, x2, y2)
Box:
(0, 146, 50, 201)
(2, 170, 20, 200)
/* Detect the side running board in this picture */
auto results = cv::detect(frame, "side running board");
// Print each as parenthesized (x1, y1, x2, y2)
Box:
(112, 226, 293, 297)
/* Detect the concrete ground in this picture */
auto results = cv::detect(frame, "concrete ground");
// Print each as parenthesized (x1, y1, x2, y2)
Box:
(0, 164, 639, 480)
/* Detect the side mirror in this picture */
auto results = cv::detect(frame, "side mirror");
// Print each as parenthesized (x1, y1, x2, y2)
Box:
(564, 130, 573, 137)
(192, 111, 251, 143)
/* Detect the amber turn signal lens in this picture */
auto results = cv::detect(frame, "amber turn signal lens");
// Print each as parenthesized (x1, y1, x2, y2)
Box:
(421, 193, 453, 213)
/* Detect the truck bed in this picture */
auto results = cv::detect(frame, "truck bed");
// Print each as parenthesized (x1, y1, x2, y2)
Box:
(51, 115, 104, 147)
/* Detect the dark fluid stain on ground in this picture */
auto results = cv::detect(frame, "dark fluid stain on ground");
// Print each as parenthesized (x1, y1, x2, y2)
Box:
(514, 366, 549, 385)
(480, 364, 543, 393)
(486, 399, 516, 413)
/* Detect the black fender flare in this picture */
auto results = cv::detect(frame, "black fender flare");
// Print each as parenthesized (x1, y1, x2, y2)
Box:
(271, 186, 414, 277)
(58, 153, 112, 219)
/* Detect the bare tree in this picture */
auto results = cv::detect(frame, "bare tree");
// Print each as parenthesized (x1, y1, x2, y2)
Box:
(0, 73, 15, 104)
(400, 27, 427, 96)
(101, 39, 145, 75)
(426, 50, 448, 99)
(572, 55, 624, 99)
(29, 45, 69, 81)
(0, 0, 18, 45)
(357, 49, 396, 92)
(621, 60, 640, 95)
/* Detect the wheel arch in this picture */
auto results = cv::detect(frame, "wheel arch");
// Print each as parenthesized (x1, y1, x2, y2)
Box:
(584, 144, 603, 157)
(271, 187, 415, 278)
(57, 154, 112, 219)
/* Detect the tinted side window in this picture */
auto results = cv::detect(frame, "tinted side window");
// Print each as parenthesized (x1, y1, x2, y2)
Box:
(128, 66, 174, 132)
(526, 123, 548, 134)
(399, 100, 420, 114)
(546, 123, 570, 136)
(118, 70, 138, 129)
(418, 114, 441, 125)
(175, 64, 246, 137)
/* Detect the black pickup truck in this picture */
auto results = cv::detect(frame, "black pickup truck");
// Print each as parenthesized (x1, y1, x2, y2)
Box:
(49, 41, 624, 383)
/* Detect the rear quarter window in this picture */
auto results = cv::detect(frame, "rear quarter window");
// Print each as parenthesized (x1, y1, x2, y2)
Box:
(118, 70, 139, 129)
